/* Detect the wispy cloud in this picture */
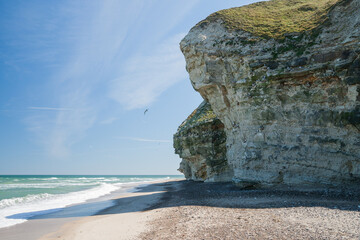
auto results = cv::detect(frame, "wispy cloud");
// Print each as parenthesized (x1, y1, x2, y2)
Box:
(99, 117, 118, 125)
(28, 107, 75, 111)
(117, 137, 171, 143)
(24, 0, 198, 158)
(109, 33, 187, 110)
(25, 0, 140, 158)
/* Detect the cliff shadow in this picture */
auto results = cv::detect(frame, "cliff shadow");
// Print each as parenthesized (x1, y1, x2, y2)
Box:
(146, 180, 360, 210)
(6, 180, 360, 222)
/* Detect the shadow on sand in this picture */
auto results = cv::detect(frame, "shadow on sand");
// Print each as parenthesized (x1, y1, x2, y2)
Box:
(7, 180, 360, 221)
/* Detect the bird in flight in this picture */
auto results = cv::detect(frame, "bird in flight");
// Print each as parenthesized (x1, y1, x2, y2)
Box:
(144, 109, 148, 115)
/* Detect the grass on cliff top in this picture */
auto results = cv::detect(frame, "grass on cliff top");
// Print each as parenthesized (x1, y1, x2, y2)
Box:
(178, 101, 217, 130)
(199, 0, 340, 39)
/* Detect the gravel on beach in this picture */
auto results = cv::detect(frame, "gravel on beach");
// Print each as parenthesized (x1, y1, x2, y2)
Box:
(140, 181, 360, 240)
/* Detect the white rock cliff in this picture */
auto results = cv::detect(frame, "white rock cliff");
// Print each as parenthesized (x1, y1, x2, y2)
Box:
(175, 0, 360, 187)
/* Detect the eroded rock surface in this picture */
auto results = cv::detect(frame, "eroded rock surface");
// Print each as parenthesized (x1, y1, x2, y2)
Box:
(175, 0, 360, 187)
(174, 101, 231, 181)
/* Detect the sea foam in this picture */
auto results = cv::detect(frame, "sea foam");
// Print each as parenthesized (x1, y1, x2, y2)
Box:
(0, 183, 120, 228)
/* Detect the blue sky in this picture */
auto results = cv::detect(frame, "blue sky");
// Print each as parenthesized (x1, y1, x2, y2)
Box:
(0, 0, 259, 175)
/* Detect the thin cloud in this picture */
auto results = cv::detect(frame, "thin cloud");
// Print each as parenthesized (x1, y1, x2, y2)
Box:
(24, 0, 199, 158)
(109, 33, 187, 110)
(28, 107, 74, 111)
(25, 0, 139, 158)
(117, 137, 171, 143)
(99, 117, 118, 125)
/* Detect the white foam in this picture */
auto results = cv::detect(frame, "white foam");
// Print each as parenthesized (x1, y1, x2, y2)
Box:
(0, 176, 174, 229)
(39, 177, 58, 180)
(0, 183, 120, 229)
(0, 193, 53, 209)
(0, 182, 96, 190)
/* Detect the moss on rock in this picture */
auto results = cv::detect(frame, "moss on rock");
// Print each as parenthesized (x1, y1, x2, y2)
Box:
(198, 0, 340, 39)
(177, 101, 217, 131)
(174, 101, 230, 181)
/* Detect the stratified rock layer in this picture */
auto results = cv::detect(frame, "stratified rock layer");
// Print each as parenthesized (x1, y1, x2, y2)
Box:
(175, 0, 360, 186)
(174, 101, 231, 181)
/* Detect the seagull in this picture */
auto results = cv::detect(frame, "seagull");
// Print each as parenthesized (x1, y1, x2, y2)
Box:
(144, 109, 148, 115)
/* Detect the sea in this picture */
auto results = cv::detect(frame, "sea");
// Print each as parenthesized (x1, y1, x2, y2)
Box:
(0, 175, 182, 229)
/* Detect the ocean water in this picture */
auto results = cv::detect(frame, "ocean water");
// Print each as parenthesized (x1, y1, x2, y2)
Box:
(0, 175, 182, 229)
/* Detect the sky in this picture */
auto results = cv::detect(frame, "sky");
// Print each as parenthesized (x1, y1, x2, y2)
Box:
(0, 0, 260, 175)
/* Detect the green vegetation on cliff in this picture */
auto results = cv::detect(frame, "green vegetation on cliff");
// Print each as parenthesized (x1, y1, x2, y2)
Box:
(199, 0, 340, 39)
(177, 101, 217, 131)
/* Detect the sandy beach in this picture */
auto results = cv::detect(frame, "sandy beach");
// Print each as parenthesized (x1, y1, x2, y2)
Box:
(0, 180, 175, 240)
(1, 180, 359, 240)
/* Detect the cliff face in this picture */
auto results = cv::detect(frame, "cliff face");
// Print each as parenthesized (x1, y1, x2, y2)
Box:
(174, 101, 231, 181)
(175, 0, 360, 187)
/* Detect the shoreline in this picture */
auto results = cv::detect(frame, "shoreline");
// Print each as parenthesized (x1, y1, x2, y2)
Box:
(1, 180, 359, 240)
(40, 179, 179, 240)
(0, 179, 179, 240)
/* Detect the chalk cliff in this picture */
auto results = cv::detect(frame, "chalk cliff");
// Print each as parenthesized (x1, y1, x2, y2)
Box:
(174, 0, 360, 187)
(174, 101, 231, 181)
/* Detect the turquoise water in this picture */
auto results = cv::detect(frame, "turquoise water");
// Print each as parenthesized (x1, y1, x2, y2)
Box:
(0, 175, 182, 228)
